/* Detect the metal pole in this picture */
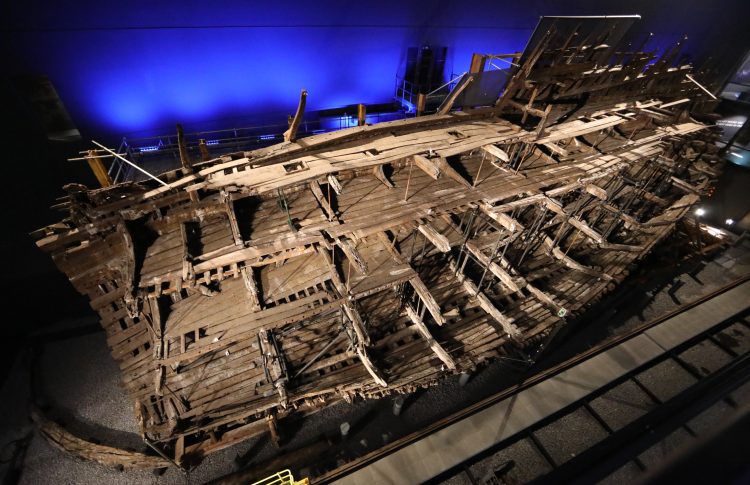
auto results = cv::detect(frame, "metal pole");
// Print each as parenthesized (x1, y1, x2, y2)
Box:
(474, 151, 486, 187)
(685, 74, 717, 100)
(404, 160, 414, 201)
(91, 140, 168, 187)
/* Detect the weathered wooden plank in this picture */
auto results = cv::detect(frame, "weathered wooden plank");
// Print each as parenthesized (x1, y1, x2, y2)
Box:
(405, 305, 456, 370)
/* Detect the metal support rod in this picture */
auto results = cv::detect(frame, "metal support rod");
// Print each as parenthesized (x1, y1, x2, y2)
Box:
(517, 207, 548, 267)
(404, 159, 414, 201)
(143, 438, 184, 471)
(456, 208, 478, 275)
(474, 151, 486, 187)
(477, 228, 506, 290)
(685, 74, 717, 100)
(293, 328, 345, 378)
(427, 72, 468, 97)
(91, 140, 168, 187)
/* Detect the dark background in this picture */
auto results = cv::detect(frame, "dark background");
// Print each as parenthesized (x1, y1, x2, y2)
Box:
(1, 0, 749, 340)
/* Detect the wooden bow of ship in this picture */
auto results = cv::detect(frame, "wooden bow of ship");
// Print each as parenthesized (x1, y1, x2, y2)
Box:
(32, 17, 725, 466)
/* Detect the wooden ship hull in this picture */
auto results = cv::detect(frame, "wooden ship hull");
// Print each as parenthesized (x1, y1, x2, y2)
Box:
(33, 16, 724, 465)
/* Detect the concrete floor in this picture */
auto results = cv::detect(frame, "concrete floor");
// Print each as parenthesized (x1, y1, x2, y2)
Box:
(1, 236, 749, 485)
(441, 318, 750, 484)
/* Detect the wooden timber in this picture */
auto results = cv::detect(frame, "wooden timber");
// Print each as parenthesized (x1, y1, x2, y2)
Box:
(33, 17, 724, 467)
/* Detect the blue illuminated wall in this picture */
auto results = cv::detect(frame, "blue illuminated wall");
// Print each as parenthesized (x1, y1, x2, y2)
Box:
(3, 0, 749, 139)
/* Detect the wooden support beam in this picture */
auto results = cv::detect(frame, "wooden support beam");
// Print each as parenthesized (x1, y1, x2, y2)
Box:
(258, 328, 289, 408)
(481, 204, 612, 281)
(542, 197, 605, 244)
(266, 413, 281, 446)
(450, 260, 520, 338)
(463, 241, 520, 292)
(357, 104, 366, 126)
(601, 203, 642, 229)
(521, 87, 539, 125)
(436, 157, 472, 188)
(534, 104, 553, 139)
(339, 238, 368, 275)
(417, 223, 451, 253)
(147, 296, 165, 397)
(376, 232, 399, 257)
(175, 436, 185, 466)
(544, 142, 569, 157)
(447, 212, 566, 317)
(176, 123, 193, 173)
(506, 99, 547, 118)
(412, 154, 441, 180)
(327, 174, 343, 195)
(469, 53, 486, 73)
(599, 242, 644, 252)
(372, 164, 394, 188)
(240, 266, 262, 312)
(179, 222, 195, 283)
(416, 93, 426, 116)
(376, 232, 445, 325)
(481, 144, 510, 163)
(492, 193, 548, 213)
(409, 276, 446, 326)
(544, 238, 613, 280)
(480, 204, 523, 233)
(316, 245, 370, 345)
(585, 184, 608, 200)
(283, 89, 308, 143)
(310, 181, 336, 221)
(617, 185, 669, 207)
(670, 175, 701, 194)
(436, 74, 474, 116)
(343, 301, 371, 347)
(223, 191, 243, 247)
(355, 346, 387, 387)
(526, 282, 567, 317)
(316, 246, 346, 294)
(198, 139, 210, 161)
(85, 150, 112, 188)
(405, 305, 456, 370)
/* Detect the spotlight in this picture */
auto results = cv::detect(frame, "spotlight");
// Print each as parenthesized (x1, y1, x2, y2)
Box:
(726, 218, 734, 225)
(694, 208, 706, 216)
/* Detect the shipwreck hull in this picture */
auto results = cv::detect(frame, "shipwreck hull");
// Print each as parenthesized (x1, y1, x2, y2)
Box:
(33, 16, 725, 465)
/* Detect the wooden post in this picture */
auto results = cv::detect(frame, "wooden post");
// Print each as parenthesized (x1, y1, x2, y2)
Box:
(416, 93, 426, 116)
(266, 413, 281, 446)
(284, 89, 308, 142)
(357, 104, 366, 126)
(469, 53, 486, 74)
(85, 150, 112, 188)
(176, 124, 192, 173)
(198, 139, 210, 161)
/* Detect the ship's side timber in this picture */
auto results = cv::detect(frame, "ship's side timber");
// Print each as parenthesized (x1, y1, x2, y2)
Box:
(32, 20, 726, 464)
(34, 105, 722, 462)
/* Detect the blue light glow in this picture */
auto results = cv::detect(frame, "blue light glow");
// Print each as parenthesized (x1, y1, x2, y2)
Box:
(5, 1, 717, 139)
(400, 99, 416, 113)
